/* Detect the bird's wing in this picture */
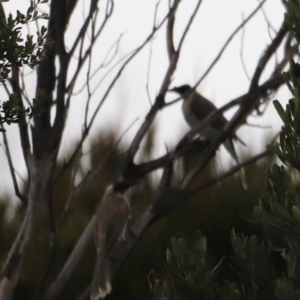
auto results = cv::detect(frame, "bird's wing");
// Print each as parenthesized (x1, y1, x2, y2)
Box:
(189, 95, 228, 131)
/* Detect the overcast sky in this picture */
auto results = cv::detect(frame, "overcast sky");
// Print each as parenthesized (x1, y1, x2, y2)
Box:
(0, 0, 289, 200)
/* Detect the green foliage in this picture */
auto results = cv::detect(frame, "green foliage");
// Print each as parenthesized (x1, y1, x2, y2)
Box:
(276, 278, 300, 300)
(265, 0, 300, 285)
(260, 1, 300, 292)
(0, 94, 40, 126)
(149, 232, 226, 300)
(268, 68, 300, 169)
(0, 0, 48, 130)
(149, 228, 300, 300)
(231, 231, 274, 283)
(149, 231, 274, 300)
(269, 1, 300, 170)
(251, 165, 300, 257)
(0, 0, 48, 78)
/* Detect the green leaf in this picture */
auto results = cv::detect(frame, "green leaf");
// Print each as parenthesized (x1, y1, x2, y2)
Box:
(248, 236, 258, 261)
(272, 203, 293, 221)
(273, 100, 287, 123)
(231, 237, 246, 258)
(291, 205, 300, 225)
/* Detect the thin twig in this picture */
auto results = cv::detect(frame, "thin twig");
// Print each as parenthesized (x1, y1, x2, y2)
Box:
(71, 45, 130, 96)
(66, 0, 114, 93)
(195, 0, 267, 89)
(84, 5, 97, 129)
(146, 0, 161, 108)
(240, 13, 251, 81)
(249, 26, 287, 92)
(146, 39, 154, 106)
(54, 4, 177, 184)
(257, 0, 277, 36)
(177, 0, 203, 52)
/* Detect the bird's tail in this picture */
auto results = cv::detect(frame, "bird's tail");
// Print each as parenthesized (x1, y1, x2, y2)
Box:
(224, 138, 248, 190)
(90, 249, 111, 300)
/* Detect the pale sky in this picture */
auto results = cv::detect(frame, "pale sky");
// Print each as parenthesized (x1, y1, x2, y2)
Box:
(0, 0, 289, 200)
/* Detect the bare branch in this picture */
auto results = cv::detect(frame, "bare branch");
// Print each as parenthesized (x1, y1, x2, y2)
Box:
(257, 0, 277, 36)
(240, 13, 251, 81)
(83, 5, 97, 129)
(146, 1, 161, 106)
(146, 39, 154, 106)
(249, 26, 287, 92)
(166, 0, 178, 60)
(54, 4, 177, 184)
(195, 0, 267, 88)
(70, 36, 125, 97)
(66, 0, 114, 93)
(177, 0, 202, 52)
(68, 0, 99, 59)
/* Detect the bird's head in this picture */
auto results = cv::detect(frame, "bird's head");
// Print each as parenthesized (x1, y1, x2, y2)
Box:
(169, 84, 192, 95)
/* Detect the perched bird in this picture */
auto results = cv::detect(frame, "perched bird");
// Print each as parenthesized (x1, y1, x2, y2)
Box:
(169, 84, 247, 189)
(90, 185, 131, 300)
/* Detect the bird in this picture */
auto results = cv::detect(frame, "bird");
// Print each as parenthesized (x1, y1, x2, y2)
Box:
(90, 185, 131, 300)
(169, 84, 247, 189)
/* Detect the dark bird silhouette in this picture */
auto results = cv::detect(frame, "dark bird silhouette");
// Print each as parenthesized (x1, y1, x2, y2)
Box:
(170, 84, 247, 189)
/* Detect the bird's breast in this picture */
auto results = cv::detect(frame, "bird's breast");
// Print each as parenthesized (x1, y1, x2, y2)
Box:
(182, 99, 200, 128)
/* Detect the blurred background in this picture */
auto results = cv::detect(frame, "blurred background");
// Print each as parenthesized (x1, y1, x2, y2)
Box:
(0, 0, 291, 299)
(0, 129, 278, 299)
(0, 0, 287, 196)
